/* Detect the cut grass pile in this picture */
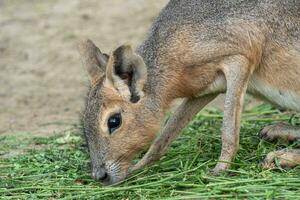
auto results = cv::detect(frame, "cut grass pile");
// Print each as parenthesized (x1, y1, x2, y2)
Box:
(1, 104, 300, 199)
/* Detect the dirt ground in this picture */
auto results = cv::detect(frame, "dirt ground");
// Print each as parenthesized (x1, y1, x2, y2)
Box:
(0, 0, 170, 135)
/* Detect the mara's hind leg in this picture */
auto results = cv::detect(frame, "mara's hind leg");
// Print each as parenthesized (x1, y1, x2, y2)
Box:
(259, 122, 300, 142)
(259, 123, 300, 169)
(262, 149, 300, 169)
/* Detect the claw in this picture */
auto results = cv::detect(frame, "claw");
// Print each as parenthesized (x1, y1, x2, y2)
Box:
(262, 149, 300, 169)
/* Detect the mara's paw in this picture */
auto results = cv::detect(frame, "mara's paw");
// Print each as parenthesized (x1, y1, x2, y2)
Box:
(261, 149, 300, 169)
(259, 123, 296, 142)
(210, 163, 229, 176)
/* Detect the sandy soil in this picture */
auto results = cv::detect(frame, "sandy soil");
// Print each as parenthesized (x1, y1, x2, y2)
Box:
(0, 0, 169, 135)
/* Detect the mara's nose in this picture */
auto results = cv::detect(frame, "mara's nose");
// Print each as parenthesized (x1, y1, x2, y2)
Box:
(92, 166, 110, 183)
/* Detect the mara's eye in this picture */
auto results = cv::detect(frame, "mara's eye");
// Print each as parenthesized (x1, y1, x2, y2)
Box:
(108, 113, 122, 134)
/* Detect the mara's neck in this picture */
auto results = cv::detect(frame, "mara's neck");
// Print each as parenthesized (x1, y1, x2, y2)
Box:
(136, 44, 182, 114)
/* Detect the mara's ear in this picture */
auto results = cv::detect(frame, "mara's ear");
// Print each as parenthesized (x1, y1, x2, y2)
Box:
(105, 44, 147, 103)
(78, 39, 109, 84)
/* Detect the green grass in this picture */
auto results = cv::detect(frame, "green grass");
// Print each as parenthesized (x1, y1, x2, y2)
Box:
(1, 104, 300, 199)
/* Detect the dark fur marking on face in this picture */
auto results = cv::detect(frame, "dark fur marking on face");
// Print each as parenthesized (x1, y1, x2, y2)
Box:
(113, 46, 125, 77)
(113, 47, 141, 103)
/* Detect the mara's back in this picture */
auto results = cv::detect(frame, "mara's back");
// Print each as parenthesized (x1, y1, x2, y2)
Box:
(153, 0, 299, 43)
(139, 0, 300, 61)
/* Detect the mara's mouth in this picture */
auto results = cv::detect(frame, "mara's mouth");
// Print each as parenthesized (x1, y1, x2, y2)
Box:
(102, 173, 126, 185)
(95, 160, 131, 185)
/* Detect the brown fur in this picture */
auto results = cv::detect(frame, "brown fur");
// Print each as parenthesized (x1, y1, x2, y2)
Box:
(260, 123, 300, 142)
(79, 0, 300, 184)
(262, 149, 300, 169)
(256, 46, 300, 92)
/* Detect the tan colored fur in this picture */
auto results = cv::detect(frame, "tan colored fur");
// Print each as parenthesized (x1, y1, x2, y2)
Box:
(260, 123, 300, 142)
(262, 149, 300, 169)
(250, 46, 300, 91)
(79, 0, 300, 184)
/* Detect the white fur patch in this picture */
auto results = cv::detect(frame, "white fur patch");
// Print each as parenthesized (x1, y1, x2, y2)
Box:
(248, 75, 300, 111)
(198, 74, 300, 112)
(197, 75, 226, 97)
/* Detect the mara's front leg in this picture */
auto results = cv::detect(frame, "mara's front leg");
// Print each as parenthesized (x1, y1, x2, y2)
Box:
(131, 95, 217, 172)
(212, 55, 254, 174)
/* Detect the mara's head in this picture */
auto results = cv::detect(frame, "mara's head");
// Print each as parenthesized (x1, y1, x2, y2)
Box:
(79, 40, 162, 185)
